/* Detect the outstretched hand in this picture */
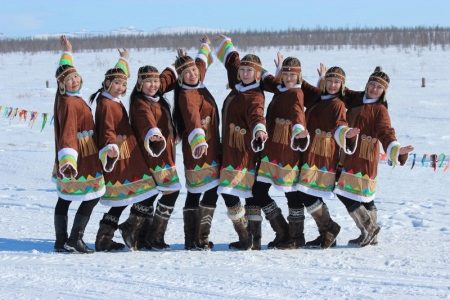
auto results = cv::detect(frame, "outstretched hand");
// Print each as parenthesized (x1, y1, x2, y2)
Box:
(118, 48, 129, 60)
(60, 35, 72, 52)
(295, 129, 309, 139)
(399, 145, 414, 155)
(346, 127, 360, 138)
(274, 51, 284, 70)
(194, 145, 208, 159)
(200, 35, 211, 45)
(317, 63, 327, 77)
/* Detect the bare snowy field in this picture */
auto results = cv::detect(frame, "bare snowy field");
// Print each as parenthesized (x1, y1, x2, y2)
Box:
(0, 46, 449, 299)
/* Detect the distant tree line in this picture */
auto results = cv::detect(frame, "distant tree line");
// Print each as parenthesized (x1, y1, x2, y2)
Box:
(1, 26, 449, 53)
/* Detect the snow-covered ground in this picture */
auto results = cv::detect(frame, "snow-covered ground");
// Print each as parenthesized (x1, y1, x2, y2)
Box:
(0, 46, 449, 299)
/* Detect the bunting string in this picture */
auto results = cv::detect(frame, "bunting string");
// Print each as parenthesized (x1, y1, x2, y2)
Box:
(0, 104, 52, 131)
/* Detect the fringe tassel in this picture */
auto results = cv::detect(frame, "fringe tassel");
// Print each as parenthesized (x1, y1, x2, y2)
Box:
(201, 116, 211, 140)
(77, 131, 98, 157)
(272, 118, 291, 145)
(228, 123, 246, 152)
(311, 129, 332, 158)
(117, 135, 131, 160)
(359, 135, 377, 161)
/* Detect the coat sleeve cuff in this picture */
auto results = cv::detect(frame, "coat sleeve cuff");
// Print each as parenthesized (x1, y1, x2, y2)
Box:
(59, 52, 74, 66)
(334, 125, 359, 155)
(197, 43, 213, 68)
(99, 144, 120, 172)
(387, 141, 401, 166)
(215, 37, 236, 64)
(57, 147, 78, 178)
(290, 124, 310, 152)
(144, 128, 167, 157)
(188, 128, 208, 159)
(251, 123, 267, 152)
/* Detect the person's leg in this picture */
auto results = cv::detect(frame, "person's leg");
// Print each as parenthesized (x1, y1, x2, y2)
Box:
(277, 191, 305, 249)
(54, 198, 71, 252)
(222, 194, 251, 250)
(363, 201, 379, 245)
(302, 193, 340, 249)
(65, 198, 99, 253)
(197, 186, 219, 249)
(253, 182, 289, 249)
(183, 192, 201, 250)
(119, 195, 158, 250)
(95, 205, 127, 252)
(146, 191, 179, 250)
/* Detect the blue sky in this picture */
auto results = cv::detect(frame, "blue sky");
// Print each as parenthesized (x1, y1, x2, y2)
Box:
(2, 0, 450, 37)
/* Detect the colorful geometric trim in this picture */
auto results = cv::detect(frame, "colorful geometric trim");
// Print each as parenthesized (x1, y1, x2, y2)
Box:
(219, 165, 256, 192)
(185, 161, 219, 189)
(59, 52, 74, 66)
(150, 164, 180, 189)
(297, 163, 336, 192)
(197, 43, 213, 68)
(257, 156, 299, 187)
(216, 37, 236, 64)
(56, 172, 105, 197)
(103, 173, 157, 201)
(335, 170, 377, 199)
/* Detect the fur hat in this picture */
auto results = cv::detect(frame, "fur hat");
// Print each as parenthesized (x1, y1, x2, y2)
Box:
(322, 66, 346, 96)
(175, 55, 197, 85)
(136, 65, 159, 92)
(238, 54, 262, 81)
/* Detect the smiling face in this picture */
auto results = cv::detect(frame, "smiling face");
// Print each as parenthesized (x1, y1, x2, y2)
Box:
(366, 81, 385, 99)
(64, 73, 81, 92)
(238, 66, 257, 84)
(281, 72, 299, 89)
(108, 78, 127, 97)
(182, 66, 199, 85)
(141, 78, 160, 97)
(326, 78, 342, 95)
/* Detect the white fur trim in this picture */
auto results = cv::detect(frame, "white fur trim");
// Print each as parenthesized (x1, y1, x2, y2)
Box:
(100, 188, 159, 207)
(296, 183, 335, 200)
(290, 124, 310, 152)
(99, 144, 120, 172)
(387, 141, 401, 165)
(226, 205, 246, 221)
(235, 81, 260, 93)
(188, 128, 206, 144)
(334, 125, 359, 155)
(57, 148, 78, 179)
(144, 128, 166, 157)
(334, 187, 375, 203)
(251, 123, 267, 152)
(216, 37, 235, 64)
(218, 186, 253, 199)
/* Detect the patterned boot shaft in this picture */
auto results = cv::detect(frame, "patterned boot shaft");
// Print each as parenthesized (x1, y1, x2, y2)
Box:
(262, 202, 289, 249)
(95, 214, 125, 252)
(246, 205, 262, 250)
(227, 203, 251, 250)
(147, 203, 174, 250)
(197, 205, 216, 250)
(119, 207, 147, 250)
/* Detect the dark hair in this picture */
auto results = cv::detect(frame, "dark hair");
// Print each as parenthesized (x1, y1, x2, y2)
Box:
(172, 85, 184, 138)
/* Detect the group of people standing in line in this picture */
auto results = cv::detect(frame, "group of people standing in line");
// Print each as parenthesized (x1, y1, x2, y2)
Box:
(53, 34, 413, 253)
